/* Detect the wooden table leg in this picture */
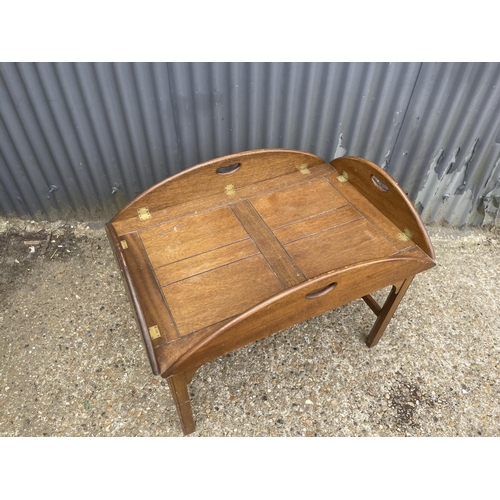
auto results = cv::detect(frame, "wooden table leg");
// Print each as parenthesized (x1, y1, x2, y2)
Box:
(365, 276, 414, 348)
(167, 372, 196, 435)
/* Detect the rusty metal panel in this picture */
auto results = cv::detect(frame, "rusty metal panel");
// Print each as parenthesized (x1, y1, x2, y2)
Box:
(389, 62, 500, 227)
(0, 62, 499, 226)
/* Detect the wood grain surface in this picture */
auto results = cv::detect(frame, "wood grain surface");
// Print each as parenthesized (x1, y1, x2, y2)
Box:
(330, 156, 435, 258)
(140, 207, 247, 268)
(284, 219, 397, 278)
(155, 239, 258, 286)
(250, 177, 346, 229)
(159, 248, 435, 376)
(273, 205, 361, 245)
(162, 254, 284, 335)
(119, 232, 179, 344)
(106, 148, 437, 435)
(111, 162, 335, 235)
(231, 200, 305, 287)
(112, 149, 327, 226)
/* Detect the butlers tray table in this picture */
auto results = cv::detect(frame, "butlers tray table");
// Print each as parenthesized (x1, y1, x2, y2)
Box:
(106, 149, 435, 434)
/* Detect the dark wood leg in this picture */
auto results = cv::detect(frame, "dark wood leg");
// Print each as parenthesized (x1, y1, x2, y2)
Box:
(184, 367, 199, 385)
(167, 372, 196, 435)
(365, 276, 414, 348)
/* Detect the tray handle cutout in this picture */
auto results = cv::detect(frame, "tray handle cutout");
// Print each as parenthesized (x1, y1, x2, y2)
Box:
(371, 174, 389, 192)
(305, 282, 337, 299)
(217, 163, 241, 175)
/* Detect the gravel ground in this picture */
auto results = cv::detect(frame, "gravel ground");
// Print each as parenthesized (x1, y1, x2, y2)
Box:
(0, 218, 499, 437)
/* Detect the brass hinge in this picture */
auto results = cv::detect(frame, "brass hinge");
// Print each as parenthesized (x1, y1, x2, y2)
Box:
(148, 325, 161, 340)
(137, 207, 151, 220)
(397, 228, 413, 242)
(120, 240, 128, 249)
(225, 184, 236, 196)
(337, 171, 349, 183)
(299, 163, 310, 174)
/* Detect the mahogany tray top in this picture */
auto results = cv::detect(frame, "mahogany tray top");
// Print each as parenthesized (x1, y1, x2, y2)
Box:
(106, 149, 435, 435)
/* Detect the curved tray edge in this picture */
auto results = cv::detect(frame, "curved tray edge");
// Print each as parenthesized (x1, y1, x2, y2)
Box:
(158, 250, 435, 377)
(105, 222, 160, 375)
(330, 156, 436, 260)
(110, 148, 327, 226)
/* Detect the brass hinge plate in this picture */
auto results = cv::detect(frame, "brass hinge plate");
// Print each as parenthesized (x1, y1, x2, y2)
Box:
(148, 325, 161, 340)
(299, 163, 310, 174)
(120, 240, 128, 249)
(225, 184, 236, 196)
(397, 228, 413, 242)
(337, 171, 349, 183)
(138, 207, 151, 220)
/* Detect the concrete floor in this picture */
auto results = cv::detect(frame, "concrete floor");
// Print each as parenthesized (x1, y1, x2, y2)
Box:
(0, 218, 499, 436)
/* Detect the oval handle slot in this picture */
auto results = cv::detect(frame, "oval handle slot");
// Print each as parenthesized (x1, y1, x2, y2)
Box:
(371, 174, 389, 192)
(217, 163, 241, 175)
(305, 282, 337, 299)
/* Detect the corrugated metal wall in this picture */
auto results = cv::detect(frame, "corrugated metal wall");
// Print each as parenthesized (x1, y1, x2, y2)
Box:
(1, 62, 499, 226)
(390, 62, 500, 227)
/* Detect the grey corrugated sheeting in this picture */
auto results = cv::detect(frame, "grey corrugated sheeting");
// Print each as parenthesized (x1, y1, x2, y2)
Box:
(389, 62, 500, 227)
(0, 62, 499, 225)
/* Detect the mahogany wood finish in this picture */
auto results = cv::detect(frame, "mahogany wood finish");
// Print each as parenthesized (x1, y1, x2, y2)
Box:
(329, 157, 435, 259)
(167, 372, 195, 435)
(163, 254, 284, 335)
(106, 149, 436, 435)
(230, 200, 305, 287)
(362, 294, 382, 316)
(365, 276, 415, 348)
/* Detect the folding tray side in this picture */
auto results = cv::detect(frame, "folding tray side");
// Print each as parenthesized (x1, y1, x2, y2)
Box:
(105, 222, 160, 375)
(157, 249, 435, 377)
(329, 156, 435, 261)
(110, 149, 327, 234)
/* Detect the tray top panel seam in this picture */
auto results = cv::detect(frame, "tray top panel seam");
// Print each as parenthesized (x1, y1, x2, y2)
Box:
(120, 232, 180, 345)
(139, 206, 248, 269)
(323, 174, 410, 252)
(270, 204, 350, 231)
(283, 218, 404, 279)
(249, 177, 347, 229)
(136, 231, 183, 341)
(112, 163, 335, 236)
(156, 242, 260, 287)
(275, 213, 364, 246)
(230, 200, 306, 288)
(162, 254, 285, 336)
(153, 315, 239, 350)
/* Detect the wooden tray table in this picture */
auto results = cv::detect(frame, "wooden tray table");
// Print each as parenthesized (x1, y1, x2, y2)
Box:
(106, 149, 435, 435)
